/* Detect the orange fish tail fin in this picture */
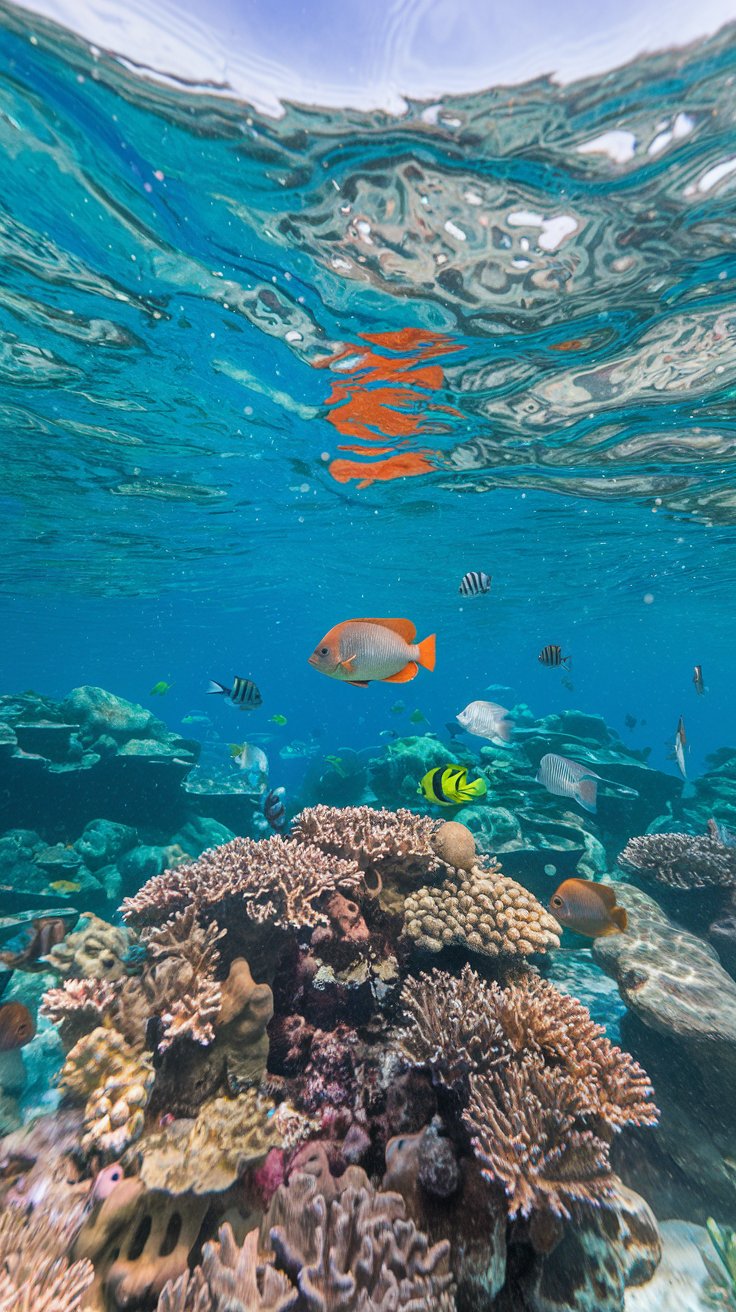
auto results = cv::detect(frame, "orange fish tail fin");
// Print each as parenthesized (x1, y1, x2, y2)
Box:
(576, 777, 597, 813)
(383, 663, 418, 684)
(608, 906, 628, 933)
(417, 633, 436, 672)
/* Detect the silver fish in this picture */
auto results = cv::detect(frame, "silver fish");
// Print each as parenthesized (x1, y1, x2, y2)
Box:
(455, 700, 513, 745)
(536, 753, 638, 814)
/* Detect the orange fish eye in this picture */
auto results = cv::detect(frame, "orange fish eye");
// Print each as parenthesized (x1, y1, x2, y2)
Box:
(551, 895, 563, 908)
(320, 647, 329, 656)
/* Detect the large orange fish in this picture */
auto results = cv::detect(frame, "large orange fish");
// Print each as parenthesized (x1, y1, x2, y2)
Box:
(308, 618, 436, 686)
(549, 878, 628, 938)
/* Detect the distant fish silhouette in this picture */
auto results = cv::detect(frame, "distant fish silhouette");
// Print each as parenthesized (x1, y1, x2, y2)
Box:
(0, 1002, 36, 1050)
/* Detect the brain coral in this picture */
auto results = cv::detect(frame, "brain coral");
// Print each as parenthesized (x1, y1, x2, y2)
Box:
(403, 858, 560, 958)
(122, 835, 363, 932)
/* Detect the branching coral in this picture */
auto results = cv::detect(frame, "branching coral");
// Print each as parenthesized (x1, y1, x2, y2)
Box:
(397, 966, 657, 1130)
(200, 1227, 296, 1311)
(464, 1063, 615, 1220)
(291, 804, 443, 888)
(141, 908, 225, 1051)
(403, 860, 560, 958)
(122, 836, 363, 932)
(0, 1206, 93, 1312)
(58, 1026, 154, 1159)
(40, 977, 119, 1048)
(619, 826, 736, 890)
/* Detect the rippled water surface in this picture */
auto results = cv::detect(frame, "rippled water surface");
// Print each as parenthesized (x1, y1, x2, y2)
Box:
(2, 6, 736, 748)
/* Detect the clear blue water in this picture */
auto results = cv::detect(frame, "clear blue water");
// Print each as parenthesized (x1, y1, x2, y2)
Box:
(3, 5, 736, 1307)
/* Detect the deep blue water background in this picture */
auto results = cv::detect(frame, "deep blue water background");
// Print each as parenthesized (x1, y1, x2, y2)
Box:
(2, 3, 736, 790)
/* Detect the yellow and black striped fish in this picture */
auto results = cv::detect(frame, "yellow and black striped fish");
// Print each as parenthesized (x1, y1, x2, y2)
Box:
(418, 766, 487, 806)
(538, 644, 571, 669)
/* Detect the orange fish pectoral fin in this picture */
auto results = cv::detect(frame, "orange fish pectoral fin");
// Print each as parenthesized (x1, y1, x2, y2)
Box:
(339, 654, 357, 673)
(608, 906, 628, 932)
(346, 680, 370, 688)
(382, 663, 419, 683)
(417, 633, 436, 672)
(590, 882, 618, 909)
(349, 617, 417, 643)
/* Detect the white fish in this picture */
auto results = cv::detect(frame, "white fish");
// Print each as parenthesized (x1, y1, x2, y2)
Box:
(673, 716, 687, 779)
(536, 753, 638, 814)
(456, 700, 513, 745)
(234, 742, 268, 794)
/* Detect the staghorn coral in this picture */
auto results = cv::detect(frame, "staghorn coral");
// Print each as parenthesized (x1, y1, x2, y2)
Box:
(403, 859, 560, 958)
(58, 1026, 154, 1159)
(0, 1205, 93, 1312)
(397, 966, 657, 1130)
(619, 825, 736, 890)
(137, 1089, 283, 1195)
(47, 914, 130, 982)
(291, 804, 443, 889)
(156, 1268, 213, 1312)
(122, 835, 363, 932)
(397, 964, 506, 1087)
(464, 1062, 615, 1221)
(141, 908, 225, 1051)
(265, 1167, 453, 1310)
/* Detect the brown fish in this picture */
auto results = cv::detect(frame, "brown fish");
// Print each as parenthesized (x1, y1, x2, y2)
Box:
(0, 1001, 36, 1050)
(549, 878, 627, 938)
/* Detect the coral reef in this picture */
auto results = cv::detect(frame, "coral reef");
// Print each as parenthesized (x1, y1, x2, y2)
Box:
(619, 824, 736, 890)
(135, 1089, 283, 1194)
(403, 857, 561, 957)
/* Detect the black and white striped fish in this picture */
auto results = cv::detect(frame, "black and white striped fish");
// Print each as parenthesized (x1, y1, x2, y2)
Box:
(538, 644, 571, 669)
(459, 570, 491, 597)
(207, 676, 262, 710)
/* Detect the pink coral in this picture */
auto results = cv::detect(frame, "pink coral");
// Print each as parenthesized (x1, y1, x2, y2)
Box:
(292, 804, 443, 888)
(40, 978, 118, 1047)
(122, 835, 363, 932)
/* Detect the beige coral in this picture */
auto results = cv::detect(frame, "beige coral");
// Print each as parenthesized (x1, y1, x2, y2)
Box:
(216, 957, 274, 1092)
(141, 909, 226, 1051)
(291, 804, 443, 889)
(136, 1089, 283, 1195)
(40, 977, 118, 1048)
(59, 1026, 154, 1159)
(122, 835, 363, 932)
(403, 859, 560, 958)
(0, 1205, 93, 1312)
(47, 914, 130, 982)
(465, 1062, 615, 1221)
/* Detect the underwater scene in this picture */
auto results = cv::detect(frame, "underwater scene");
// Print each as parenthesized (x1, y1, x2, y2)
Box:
(3, 2, 736, 1308)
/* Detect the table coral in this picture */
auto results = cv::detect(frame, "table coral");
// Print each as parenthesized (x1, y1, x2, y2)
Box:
(619, 824, 736, 890)
(403, 858, 561, 958)
(291, 804, 443, 889)
(122, 835, 363, 932)
(59, 1026, 154, 1159)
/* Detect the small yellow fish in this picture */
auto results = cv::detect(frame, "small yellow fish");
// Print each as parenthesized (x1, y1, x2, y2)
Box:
(325, 754, 348, 778)
(150, 681, 172, 696)
(229, 743, 246, 759)
(49, 880, 81, 895)
(270, 714, 288, 726)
